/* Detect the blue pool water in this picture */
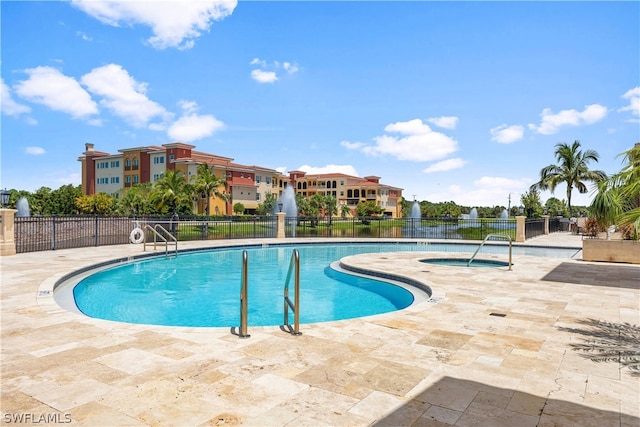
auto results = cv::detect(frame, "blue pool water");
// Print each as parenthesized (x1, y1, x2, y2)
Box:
(70, 242, 580, 327)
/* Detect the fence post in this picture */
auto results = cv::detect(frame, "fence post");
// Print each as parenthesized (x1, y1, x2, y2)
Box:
(95, 215, 99, 246)
(515, 216, 526, 242)
(52, 215, 56, 251)
(0, 208, 17, 256)
(543, 215, 550, 235)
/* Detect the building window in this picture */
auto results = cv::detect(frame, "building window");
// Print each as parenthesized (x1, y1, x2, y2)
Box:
(340, 181, 344, 186)
(169, 155, 175, 162)
(153, 156, 165, 164)
(256, 193, 261, 201)
(266, 176, 271, 184)
(241, 173, 244, 178)
(256, 175, 261, 183)
(133, 175, 139, 183)
(126, 176, 131, 183)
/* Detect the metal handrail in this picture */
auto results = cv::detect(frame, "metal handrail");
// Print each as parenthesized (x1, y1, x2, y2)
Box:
(143, 224, 177, 257)
(283, 249, 302, 335)
(468, 233, 512, 270)
(238, 250, 250, 338)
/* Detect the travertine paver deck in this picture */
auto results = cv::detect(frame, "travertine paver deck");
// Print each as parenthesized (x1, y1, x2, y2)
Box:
(1, 233, 639, 426)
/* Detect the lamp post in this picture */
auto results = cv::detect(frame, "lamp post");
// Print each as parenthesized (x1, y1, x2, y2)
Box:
(518, 205, 524, 215)
(277, 202, 283, 213)
(0, 188, 9, 209)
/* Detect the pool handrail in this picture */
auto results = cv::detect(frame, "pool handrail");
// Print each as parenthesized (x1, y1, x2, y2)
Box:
(468, 233, 512, 270)
(283, 249, 302, 335)
(238, 250, 250, 338)
(143, 224, 177, 257)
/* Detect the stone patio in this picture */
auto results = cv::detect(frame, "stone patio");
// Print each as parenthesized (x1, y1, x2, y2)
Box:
(1, 233, 638, 426)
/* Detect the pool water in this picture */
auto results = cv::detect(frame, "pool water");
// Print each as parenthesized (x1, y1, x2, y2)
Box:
(70, 242, 579, 328)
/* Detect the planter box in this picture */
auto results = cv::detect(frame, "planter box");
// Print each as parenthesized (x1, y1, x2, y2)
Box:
(582, 239, 640, 264)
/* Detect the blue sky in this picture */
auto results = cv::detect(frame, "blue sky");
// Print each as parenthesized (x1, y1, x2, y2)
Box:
(2, 1, 639, 208)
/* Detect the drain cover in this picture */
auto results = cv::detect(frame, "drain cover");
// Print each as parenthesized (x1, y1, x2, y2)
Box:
(489, 312, 506, 317)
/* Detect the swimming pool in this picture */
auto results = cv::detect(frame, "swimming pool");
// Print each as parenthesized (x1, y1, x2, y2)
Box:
(59, 242, 580, 328)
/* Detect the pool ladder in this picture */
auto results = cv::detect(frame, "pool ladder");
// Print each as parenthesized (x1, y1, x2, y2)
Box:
(468, 233, 512, 270)
(143, 224, 177, 258)
(237, 249, 302, 338)
(283, 249, 302, 335)
(238, 250, 250, 338)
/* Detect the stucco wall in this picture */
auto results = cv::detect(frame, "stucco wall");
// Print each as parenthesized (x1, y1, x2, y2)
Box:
(582, 239, 640, 264)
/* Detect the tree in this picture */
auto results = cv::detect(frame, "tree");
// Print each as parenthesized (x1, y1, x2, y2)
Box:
(324, 195, 337, 226)
(75, 193, 117, 215)
(233, 202, 245, 215)
(152, 169, 190, 215)
(530, 140, 606, 217)
(520, 189, 544, 218)
(544, 197, 568, 217)
(256, 192, 277, 215)
(192, 163, 224, 216)
(50, 184, 82, 214)
(31, 187, 53, 215)
(218, 191, 232, 216)
(340, 204, 351, 218)
(590, 144, 640, 239)
(355, 201, 383, 217)
(120, 183, 155, 216)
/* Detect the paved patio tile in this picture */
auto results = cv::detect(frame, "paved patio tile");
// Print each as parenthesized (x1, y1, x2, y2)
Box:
(1, 235, 638, 426)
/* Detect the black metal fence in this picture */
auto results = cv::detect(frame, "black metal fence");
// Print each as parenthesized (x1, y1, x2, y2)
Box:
(524, 219, 544, 239)
(14, 215, 531, 253)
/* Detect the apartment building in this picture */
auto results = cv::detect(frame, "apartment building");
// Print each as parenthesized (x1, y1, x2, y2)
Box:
(79, 142, 403, 217)
(288, 170, 402, 218)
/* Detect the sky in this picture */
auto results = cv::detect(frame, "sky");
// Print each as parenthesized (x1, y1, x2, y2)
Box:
(1, 1, 639, 209)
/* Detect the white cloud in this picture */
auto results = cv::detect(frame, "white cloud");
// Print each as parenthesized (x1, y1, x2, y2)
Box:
(422, 158, 466, 173)
(618, 86, 640, 121)
(345, 119, 458, 162)
(340, 140, 366, 150)
(81, 64, 169, 128)
(71, 0, 237, 50)
(427, 116, 458, 130)
(178, 100, 199, 114)
(250, 57, 267, 67)
(249, 58, 299, 83)
(167, 113, 224, 142)
(283, 62, 299, 74)
(1, 78, 31, 117)
(423, 176, 531, 207)
(490, 124, 524, 144)
(14, 66, 99, 119)
(251, 69, 278, 84)
(297, 164, 359, 176)
(528, 104, 607, 135)
(76, 31, 93, 41)
(25, 146, 46, 155)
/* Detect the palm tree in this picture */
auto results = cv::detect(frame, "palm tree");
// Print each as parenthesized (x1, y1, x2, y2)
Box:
(530, 140, 606, 217)
(324, 195, 337, 226)
(192, 163, 224, 216)
(590, 144, 640, 239)
(340, 204, 351, 219)
(153, 169, 189, 216)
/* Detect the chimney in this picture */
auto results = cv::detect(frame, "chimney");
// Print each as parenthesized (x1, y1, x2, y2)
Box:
(85, 143, 95, 155)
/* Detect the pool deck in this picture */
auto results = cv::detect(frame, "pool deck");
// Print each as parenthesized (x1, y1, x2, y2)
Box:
(1, 233, 639, 426)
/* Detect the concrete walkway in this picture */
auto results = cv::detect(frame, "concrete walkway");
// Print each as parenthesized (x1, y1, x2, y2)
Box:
(1, 234, 638, 426)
